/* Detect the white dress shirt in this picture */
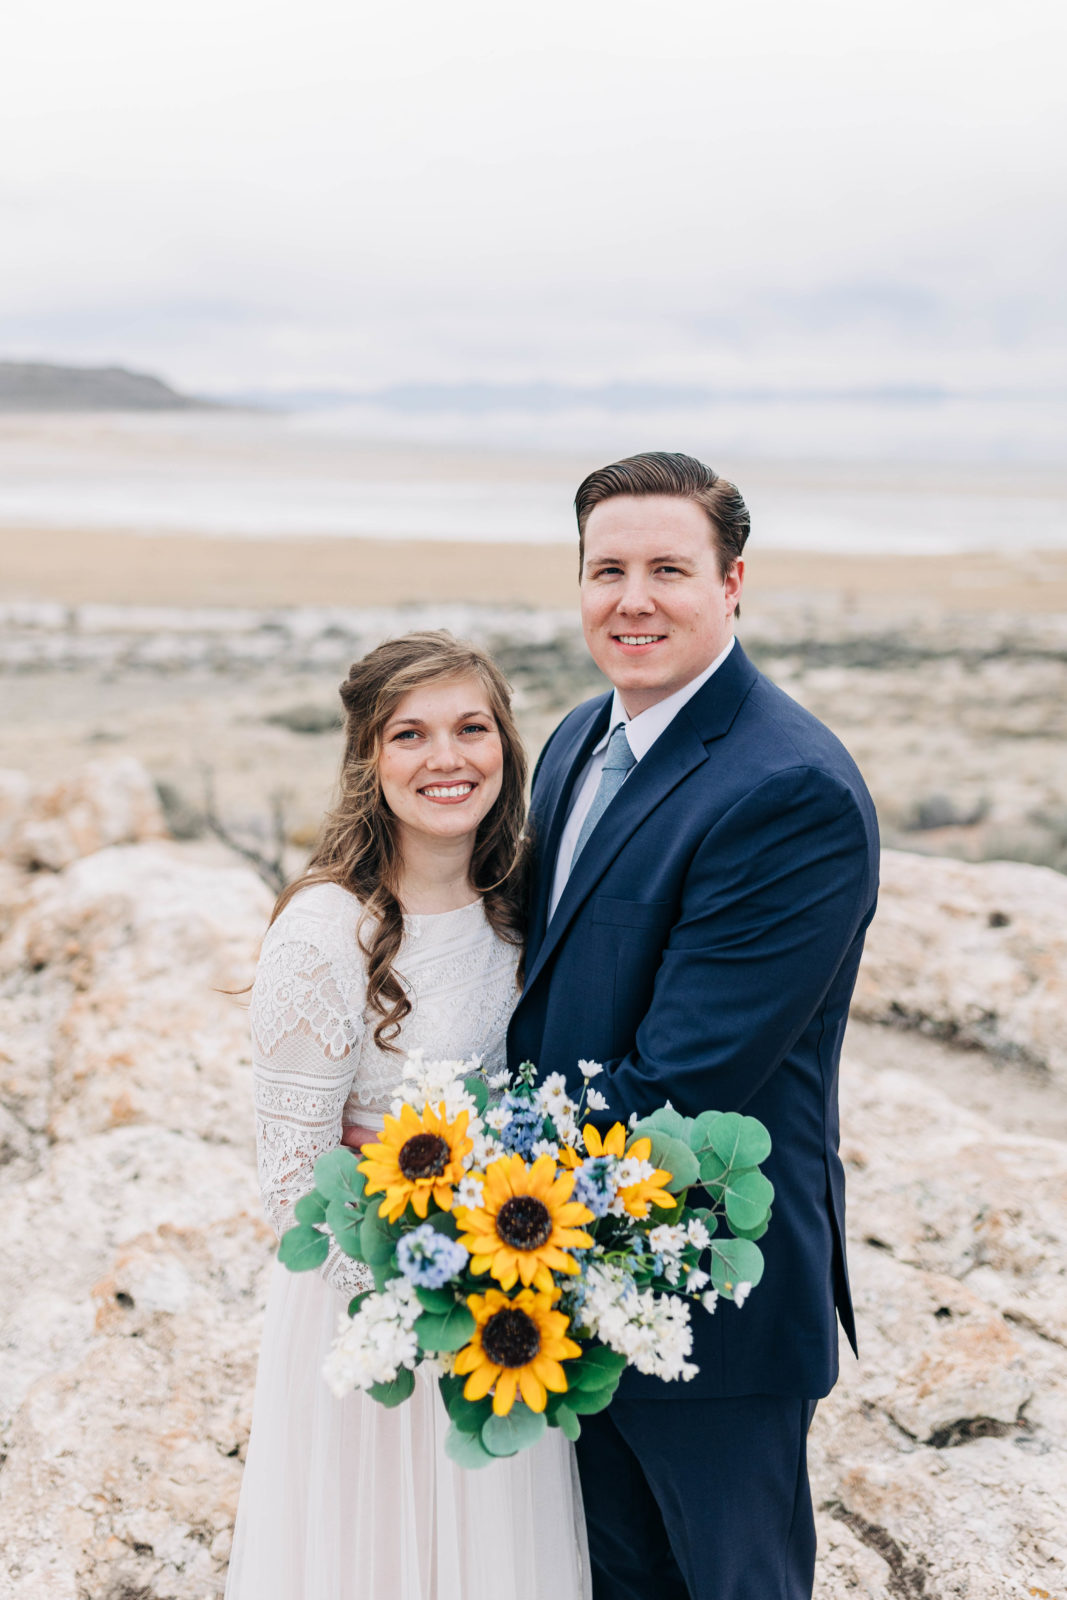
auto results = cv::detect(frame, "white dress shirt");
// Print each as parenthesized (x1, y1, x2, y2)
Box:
(548, 636, 736, 919)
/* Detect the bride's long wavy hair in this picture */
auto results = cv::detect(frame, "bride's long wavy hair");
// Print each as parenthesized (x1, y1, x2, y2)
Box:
(269, 631, 528, 1052)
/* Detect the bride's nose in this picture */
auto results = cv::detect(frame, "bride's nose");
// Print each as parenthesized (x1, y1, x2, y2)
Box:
(423, 733, 464, 771)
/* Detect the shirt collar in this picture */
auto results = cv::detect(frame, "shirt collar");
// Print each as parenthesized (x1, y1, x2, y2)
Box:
(595, 635, 736, 761)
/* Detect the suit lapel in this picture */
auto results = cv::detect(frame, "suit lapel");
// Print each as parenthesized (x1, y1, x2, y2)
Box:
(524, 642, 759, 995)
(526, 694, 611, 964)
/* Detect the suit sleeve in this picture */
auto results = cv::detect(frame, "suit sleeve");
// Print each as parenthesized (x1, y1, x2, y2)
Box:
(598, 766, 877, 1121)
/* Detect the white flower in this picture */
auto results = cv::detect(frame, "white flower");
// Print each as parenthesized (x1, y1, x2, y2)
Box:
(578, 1262, 698, 1384)
(649, 1224, 687, 1259)
(732, 1280, 753, 1309)
(585, 1088, 610, 1113)
(531, 1138, 560, 1160)
(421, 1350, 457, 1377)
(701, 1289, 720, 1315)
(471, 1131, 504, 1167)
(686, 1219, 711, 1251)
(579, 1060, 604, 1079)
(322, 1278, 421, 1396)
(487, 1069, 512, 1091)
(554, 1104, 579, 1143)
(685, 1268, 710, 1294)
(456, 1174, 485, 1209)
(484, 1105, 510, 1133)
(627, 1111, 639, 1129)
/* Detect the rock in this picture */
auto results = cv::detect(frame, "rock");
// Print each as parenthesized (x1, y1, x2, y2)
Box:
(0, 769, 32, 853)
(5, 756, 169, 871)
(854, 849, 1067, 1083)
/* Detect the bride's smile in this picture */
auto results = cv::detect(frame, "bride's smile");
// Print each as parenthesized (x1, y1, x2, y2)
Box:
(378, 676, 505, 841)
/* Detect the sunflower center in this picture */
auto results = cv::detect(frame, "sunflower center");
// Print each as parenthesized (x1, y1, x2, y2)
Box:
(398, 1133, 450, 1182)
(496, 1195, 553, 1251)
(482, 1307, 542, 1368)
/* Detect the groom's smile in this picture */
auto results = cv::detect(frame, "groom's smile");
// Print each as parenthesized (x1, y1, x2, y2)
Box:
(580, 494, 744, 715)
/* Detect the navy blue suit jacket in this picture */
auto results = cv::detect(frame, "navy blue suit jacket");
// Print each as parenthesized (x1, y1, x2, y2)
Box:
(506, 642, 879, 1401)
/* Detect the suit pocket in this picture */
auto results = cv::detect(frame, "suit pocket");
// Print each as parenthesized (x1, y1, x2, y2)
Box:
(591, 896, 674, 931)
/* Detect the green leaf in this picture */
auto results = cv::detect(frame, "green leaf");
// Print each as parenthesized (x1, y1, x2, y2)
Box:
(723, 1169, 775, 1233)
(277, 1224, 329, 1272)
(366, 1368, 416, 1407)
(687, 1109, 724, 1152)
(372, 1261, 401, 1292)
(709, 1238, 766, 1297)
(293, 1190, 328, 1225)
(326, 1197, 367, 1260)
(445, 1423, 496, 1469)
(415, 1303, 477, 1353)
(708, 1112, 772, 1170)
(313, 1146, 367, 1204)
(698, 1150, 729, 1198)
(568, 1363, 618, 1394)
(481, 1404, 548, 1457)
(449, 1395, 493, 1435)
(578, 1345, 628, 1380)
(423, 1208, 460, 1241)
(462, 1074, 489, 1116)
(554, 1405, 582, 1442)
(347, 1289, 371, 1317)
(728, 1209, 771, 1242)
(438, 1374, 466, 1411)
(646, 1133, 700, 1194)
(565, 1383, 617, 1415)
(632, 1105, 690, 1142)
(415, 1285, 457, 1315)
(360, 1204, 398, 1266)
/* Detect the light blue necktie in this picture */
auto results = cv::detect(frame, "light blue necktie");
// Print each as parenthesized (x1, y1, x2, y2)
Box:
(571, 723, 636, 867)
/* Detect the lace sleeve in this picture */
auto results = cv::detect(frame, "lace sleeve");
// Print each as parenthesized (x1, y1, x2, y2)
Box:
(250, 917, 372, 1297)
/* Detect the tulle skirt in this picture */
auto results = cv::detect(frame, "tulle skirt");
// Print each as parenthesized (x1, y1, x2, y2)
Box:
(225, 1260, 591, 1600)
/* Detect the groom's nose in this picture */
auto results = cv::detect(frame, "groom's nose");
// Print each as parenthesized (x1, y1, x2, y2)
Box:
(616, 574, 656, 614)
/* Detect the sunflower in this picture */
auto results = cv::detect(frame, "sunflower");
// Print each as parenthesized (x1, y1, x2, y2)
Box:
(454, 1153, 594, 1291)
(358, 1101, 473, 1223)
(581, 1122, 676, 1219)
(455, 1286, 582, 1415)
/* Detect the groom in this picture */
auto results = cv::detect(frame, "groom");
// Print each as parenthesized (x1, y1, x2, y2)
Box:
(506, 453, 879, 1600)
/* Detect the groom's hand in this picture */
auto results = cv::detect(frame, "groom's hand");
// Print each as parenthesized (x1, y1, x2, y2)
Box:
(340, 1124, 378, 1152)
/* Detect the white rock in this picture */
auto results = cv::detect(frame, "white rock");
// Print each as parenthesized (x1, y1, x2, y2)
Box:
(854, 848, 1067, 1084)
(5, 756, 168, 870)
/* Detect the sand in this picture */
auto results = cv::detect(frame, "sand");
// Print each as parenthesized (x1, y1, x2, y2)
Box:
(5, 523, 1067, 614)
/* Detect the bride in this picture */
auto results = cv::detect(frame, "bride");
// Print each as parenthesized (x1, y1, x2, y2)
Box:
(225, 631, 590, 1600)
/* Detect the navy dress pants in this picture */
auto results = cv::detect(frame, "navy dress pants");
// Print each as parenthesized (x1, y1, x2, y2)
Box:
(575, 1395, 818, 1600)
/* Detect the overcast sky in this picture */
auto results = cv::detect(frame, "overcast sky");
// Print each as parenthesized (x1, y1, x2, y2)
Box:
(2, 0, 1064, 394)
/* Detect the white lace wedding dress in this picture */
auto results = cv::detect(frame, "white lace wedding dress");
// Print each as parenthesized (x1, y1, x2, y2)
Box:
(225, 881, 591, 1600)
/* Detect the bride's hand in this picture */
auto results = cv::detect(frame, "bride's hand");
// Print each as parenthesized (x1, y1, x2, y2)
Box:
(340, 1124, 378, 1153)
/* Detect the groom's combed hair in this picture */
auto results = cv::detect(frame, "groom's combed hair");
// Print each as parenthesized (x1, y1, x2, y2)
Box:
(575, 451, 751, 589)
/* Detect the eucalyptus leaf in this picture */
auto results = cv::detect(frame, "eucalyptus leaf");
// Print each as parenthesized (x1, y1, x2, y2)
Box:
(708, 1112, 772, 1170)
(568, 1363, 620, 1394)
(565, 1383, 617, 1415)
(445, 1424, 495, 1469)
(360, 1205, 398, 1266)
(372, 1261, 401, 1291)
(723, 1169, 775, 1233)
(277, 1224, 329, 1272)
(633, 1105, 689, 1141)
(293, 1190, 328, 1225)
(415, 1303, 476, 1353)
(347, 1290, 371, 1317)
(326, 1198, 366, 1260)
(579, 1345, 628, 1380)
(728, 1209, 771, 1242)
(555, 1405, 582, 1442)
(366, 1368, 416, 1407)
(438, 1374, 466, 1411)
(647, 1133, 700, 1194)
(423, 1208, 460, 1240)
(698, 1150, 728, 1199)
(313, 1146, 368, 1204)
(481, 1404, 548, 1457)
(709, 1237, 766, 1296)
(462, 1074, 489, 1116)
(450, 1395, 493, 1435)
(687, 1109, 724, 1152)
(415, 1285, 457, 1315)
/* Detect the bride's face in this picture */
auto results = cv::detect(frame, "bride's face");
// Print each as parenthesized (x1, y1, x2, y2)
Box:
(377, 675, 505, 849)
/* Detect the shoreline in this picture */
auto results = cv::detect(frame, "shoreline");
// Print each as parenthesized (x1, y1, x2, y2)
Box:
(4, 525, 1067, 614)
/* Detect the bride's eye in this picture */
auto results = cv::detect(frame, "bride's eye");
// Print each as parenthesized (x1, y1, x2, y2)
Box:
(461, 723, 489, 735)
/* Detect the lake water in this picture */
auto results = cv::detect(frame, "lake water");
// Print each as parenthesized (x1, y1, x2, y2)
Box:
(0, 398, 1064, 554)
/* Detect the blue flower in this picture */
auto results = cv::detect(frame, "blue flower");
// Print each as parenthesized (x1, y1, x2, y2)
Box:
(499, 1091, 544, 1159)
(396, 1224, 468, 1290)
(571, 1156, 616, 1219)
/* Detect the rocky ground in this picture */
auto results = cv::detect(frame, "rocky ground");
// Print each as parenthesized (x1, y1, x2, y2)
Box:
(0, 758, 1065, 1598)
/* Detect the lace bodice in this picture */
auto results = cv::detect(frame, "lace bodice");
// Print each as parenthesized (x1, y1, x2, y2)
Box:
(250, 881, 520, 1294)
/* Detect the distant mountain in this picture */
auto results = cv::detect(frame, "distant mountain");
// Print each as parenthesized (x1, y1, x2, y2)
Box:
(0, 361, 213, 411)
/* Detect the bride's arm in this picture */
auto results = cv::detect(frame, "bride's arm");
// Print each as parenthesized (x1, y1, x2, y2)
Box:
(249, 918, 372, 1296)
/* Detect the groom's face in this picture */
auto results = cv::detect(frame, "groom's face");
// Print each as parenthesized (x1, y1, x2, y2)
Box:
(580, 494, 743, 716)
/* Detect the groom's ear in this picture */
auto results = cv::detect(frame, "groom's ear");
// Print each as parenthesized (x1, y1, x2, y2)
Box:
(726, 557, 745, 620)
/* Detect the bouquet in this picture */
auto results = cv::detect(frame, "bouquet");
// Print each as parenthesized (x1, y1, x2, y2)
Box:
(279, 1052, 773, 1467)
